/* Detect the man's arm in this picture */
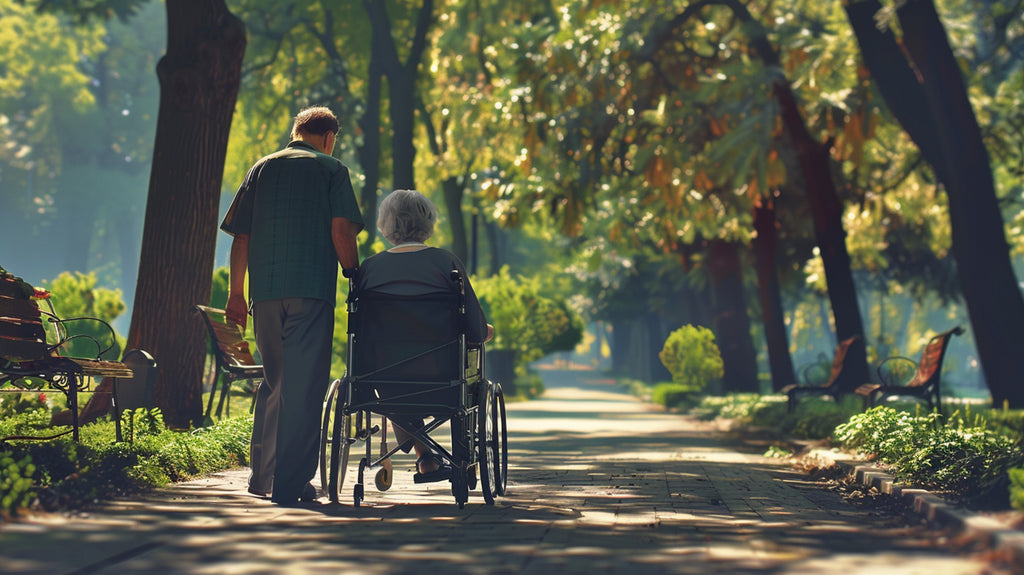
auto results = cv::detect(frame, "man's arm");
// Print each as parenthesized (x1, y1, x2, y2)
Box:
(225, 234, 250, 329)
(332, 217, 361, 273)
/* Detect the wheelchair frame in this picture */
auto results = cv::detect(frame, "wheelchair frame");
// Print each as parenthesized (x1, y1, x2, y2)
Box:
(319, 271, 508, 508)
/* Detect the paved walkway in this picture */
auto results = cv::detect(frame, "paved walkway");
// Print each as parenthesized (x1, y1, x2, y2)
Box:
(1, 368, 1006, 574)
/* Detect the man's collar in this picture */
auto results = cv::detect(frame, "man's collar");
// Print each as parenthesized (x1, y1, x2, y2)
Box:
(287, 140, 317, 151)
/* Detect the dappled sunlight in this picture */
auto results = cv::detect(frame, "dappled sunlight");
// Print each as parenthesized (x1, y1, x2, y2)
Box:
(2, 371, 996, 574)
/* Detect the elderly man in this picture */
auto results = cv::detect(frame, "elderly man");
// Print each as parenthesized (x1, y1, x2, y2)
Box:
(221, 106, 362, 505)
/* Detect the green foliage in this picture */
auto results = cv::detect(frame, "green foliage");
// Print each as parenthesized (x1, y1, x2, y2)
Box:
(650, 382, 702, 410)
(973, 407, 1024, 446)
(210, 266, 230, 310)
(782, 400, 860, 440)
(835, 406, 1023, 502)
(0, 450, 36, 517)
(0, 392, 56, 420)
(696, 393, 766, 422)
(693, 393, 860, 440)
(658, 325, 724, 391)
(474, 267, 584, 365)
(41, 271, 126, 360)
(0, 410, 252, 518)
(22, 0, 150, 23)
(510, 368, 545, 401)
(764, 445, 794, 458)
(1010, 467, 1024, 512)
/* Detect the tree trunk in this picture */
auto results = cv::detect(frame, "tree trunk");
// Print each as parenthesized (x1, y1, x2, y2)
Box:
(126, 1, 245, 429)
(706, 240, 759, 393)
(441, 176, 469, 265)
(773, 83, 870, 393)
(847, 0, 1024, 407)
(842, 0, 951, 185)
(693, 0, 871, 393)
(610, 317, 629, 375)
(485, 219, 505, 275)
(357, 59, 383, 250)
(364, 0, 434, 192)
(647, 312, 672, 382)
(899, 1, 1024, 408)
(753, 201, 796, 391)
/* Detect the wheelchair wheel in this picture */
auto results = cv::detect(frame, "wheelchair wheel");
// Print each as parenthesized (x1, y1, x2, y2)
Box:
(477, 381, 497, 505)
(492, 382, 508, 497)
(319, 378, 351, 503)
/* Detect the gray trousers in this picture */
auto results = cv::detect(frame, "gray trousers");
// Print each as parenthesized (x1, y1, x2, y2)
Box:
(249, 298, 334, 501)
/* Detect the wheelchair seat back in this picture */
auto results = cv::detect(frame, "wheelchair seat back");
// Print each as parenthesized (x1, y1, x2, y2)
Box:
(347, 289, 466, 416)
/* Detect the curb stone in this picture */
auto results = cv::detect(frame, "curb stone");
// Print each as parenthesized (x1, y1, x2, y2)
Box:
(809, 448, 1024, 569)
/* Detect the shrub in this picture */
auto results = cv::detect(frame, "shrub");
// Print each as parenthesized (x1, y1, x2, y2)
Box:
(694, 394, 860, 440)
(474, 266, 584, 365)
(0, 412, 252, 519)
(0, 451, 36, 516)
(1010, 468, 1024, 512)
(834, 406, 1023, 503)
(658, 325, 723, 391)
(210, 266, 230, 309)
(651, 382, 702, 410)
(971, 407, 1024, 446)
(40, 271, 127, 361)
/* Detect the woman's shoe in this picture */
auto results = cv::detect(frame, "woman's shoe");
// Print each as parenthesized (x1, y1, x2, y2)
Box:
(413, 453, 451, 484)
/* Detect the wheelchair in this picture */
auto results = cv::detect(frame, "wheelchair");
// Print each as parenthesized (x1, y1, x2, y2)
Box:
(319, 271, 508, 508)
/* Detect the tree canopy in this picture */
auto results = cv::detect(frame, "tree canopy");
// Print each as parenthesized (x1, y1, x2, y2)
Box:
(4, 0, 1023, 407)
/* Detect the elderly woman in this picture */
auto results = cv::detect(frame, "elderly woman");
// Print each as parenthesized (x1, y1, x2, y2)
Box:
(355, 189, 493, 481)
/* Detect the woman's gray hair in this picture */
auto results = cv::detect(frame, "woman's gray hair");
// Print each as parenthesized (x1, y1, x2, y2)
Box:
(377, 189, 438, 245)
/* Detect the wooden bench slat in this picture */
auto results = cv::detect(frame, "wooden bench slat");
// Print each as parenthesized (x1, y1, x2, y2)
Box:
(0, 277, 30, 299)
(0, 295, 44, 316)
(0, 335, 50, 361)
(0, 318, 47, 341)
(63, 357, 135, 378)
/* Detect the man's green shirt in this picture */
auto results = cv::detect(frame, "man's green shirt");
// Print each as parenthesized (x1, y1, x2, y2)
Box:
(221, 141, 364, 306)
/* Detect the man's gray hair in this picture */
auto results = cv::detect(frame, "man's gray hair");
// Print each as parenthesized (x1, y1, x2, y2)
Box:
(377, 189, 437, 245)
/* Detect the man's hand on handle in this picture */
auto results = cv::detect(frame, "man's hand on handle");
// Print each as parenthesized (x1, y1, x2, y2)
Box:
(226, 293, 249, 331)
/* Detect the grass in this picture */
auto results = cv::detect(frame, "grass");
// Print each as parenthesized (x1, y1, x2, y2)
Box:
(0, 388, 254, 521)
(626, 381, 1024, 511)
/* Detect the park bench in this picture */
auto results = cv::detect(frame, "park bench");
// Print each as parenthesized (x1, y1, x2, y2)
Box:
(0, 272, 146, 442)
(193, 304, 262, 422)
(781, 335, 860, 412)
(855, 326, 964, 411)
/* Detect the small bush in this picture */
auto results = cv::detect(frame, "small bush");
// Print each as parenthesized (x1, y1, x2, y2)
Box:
(510, 368, 545, 400)
(0, 411, 252, 519)
(474, 267, 584, 365)
(1010, 468, 1024, 511)
(651, 382, 701, 410)
(41, 271, 127, 361)
(620, 378, 653, 401)
(0, 451, 36, 517)
(693, 394, 863, 440)
(658, 325, 723, 391)
(834, 406, 1023, 503)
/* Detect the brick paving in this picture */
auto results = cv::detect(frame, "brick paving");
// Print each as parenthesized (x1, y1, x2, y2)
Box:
(0, 368, 1010, 574)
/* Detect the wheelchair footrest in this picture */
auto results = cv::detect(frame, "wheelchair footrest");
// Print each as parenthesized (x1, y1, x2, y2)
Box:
(413, 467, 452, 484)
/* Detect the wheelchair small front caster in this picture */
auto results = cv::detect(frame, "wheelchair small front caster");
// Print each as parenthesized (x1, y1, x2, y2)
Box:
(375, 459, 393, 491)
(354, 483, 364, 507)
